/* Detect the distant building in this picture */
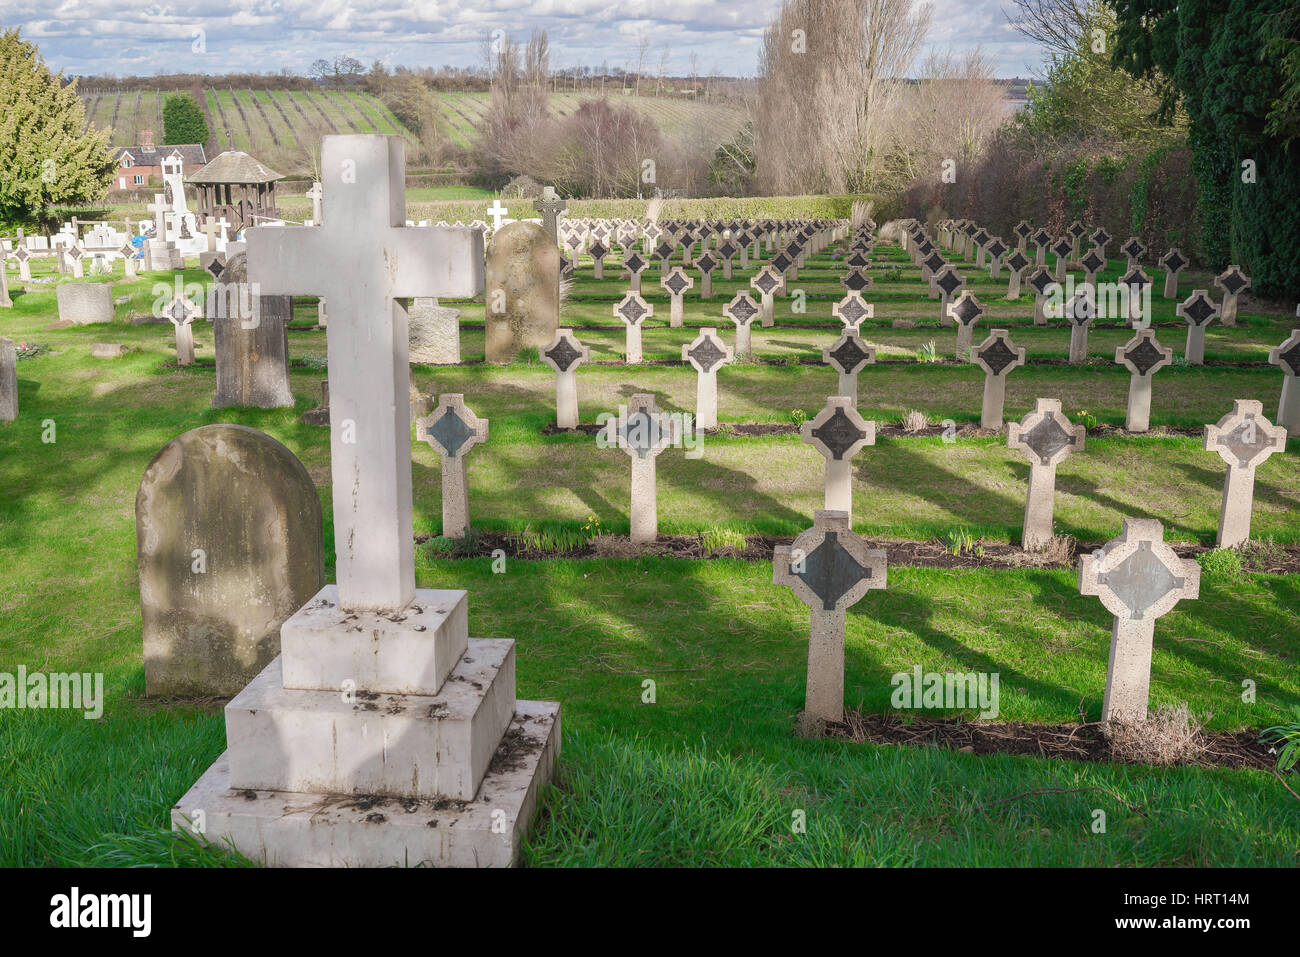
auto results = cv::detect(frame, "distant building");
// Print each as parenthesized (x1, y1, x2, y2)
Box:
(113, 129, 207, 189)
(186, 151, 285, 232)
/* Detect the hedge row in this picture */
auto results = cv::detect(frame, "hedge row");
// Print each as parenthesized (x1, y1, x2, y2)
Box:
(403, 193, 876, 224)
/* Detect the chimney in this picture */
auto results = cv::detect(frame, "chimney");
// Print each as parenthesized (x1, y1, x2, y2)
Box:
(141, 129, 155, 151)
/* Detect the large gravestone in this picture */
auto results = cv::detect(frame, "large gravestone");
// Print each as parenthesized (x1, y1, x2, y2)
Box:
(408, 297, 462, 364)
(484, 221, 560, 363)
(209, 252, 294, 408)
(56, 283, 114, 325)
(137, 425, 325, 696)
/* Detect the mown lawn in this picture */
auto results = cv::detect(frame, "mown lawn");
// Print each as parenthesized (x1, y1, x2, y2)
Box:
(1, 234, 1297, 867)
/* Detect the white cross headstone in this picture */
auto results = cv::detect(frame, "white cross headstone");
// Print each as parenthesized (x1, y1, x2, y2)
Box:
(541, 329, 590, 429)
(306, 181, 323, 224)
(1267, 327, 1300, 431)
(1007, 399, 1086, 549)
(487, 199, 510, 231)
(801, 396, 876, 514)
(245, 135, 485, 612)
(614, 291, 653, 364)
(417, 394, 489, 540)
(604, 394, 676, 543)
(1115, 329, 1173, 432)
(971, 329, 1026, 430)
(682, 327, 733, 429)
(1202, 399, 1288, 547)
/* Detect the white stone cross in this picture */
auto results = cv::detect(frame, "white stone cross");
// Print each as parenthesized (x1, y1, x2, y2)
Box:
(1202, 399, 1287, 547)
(947, 290, 987, 361)
(801, 396, 876, 514)
(160, 293, 202, 367)
(614, 291, 653, 363)
(417, 394, 489, 540)
(487, 199, 510, 230)
(541, 328, 590, 429)
(200, 219, 224, 253)
(1214, 265, 1251, 326)
(1267, 328, 1300, 431)
(1079, 519, 1200, 724)
(774, 510, 887, 730)
(148, 193, 168, 240)
(971, 328, 1026, 430)
(724, 291, 761, 359)
(1115, 329, 1173, 432)
(682, 327, 733, 429)
(1176, 289, 1219, 365)
(660, 266, 694, 328)
(1007, 398, 1085, 549)
(822, 329, 876, 406)
(306, 181, 323, 224)
(604, 393, 676, 543)
(832, 292, 873, 331)
(245, 135, 485, 612)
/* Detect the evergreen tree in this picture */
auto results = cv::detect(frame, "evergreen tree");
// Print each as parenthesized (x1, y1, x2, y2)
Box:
(0, 28, 115, 223)
(162, 92, 209, 146)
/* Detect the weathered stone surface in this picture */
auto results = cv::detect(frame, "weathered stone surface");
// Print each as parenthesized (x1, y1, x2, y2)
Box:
(56, 283, 114, 325)
(0, 337, 16, 422)
(484, 221, 560, 363)
(209, 252, 294, 409)
(90, 343, 130, 358)
(137, 424, 326, 696)
(408, 297, 462, 365)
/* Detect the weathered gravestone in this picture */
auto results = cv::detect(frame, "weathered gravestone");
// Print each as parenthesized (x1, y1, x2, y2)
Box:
(1066, 287, 1097, 363)
(683, 327, 733, 429)
(484, 221, 560, 363)
(0, 337, 16, 422)
(604, 394, 675, 543)
(932, 266, 965, 326)
(1079, 247, 1106, 290)
(542, 328, 590, 429)
(159, 294, 201, 367)
(1267, 328, 1300, 431)
(56, 282, 114, 325)
(773, 510, 887, 732)
(1202, 399, 1288, 548)
(1176, 289, 1219, 365)
(417, 394, 489, 540)
(137, 424, 325, 696)
(1160, 248, 1188, 299)
(533, 186, 566, 244)
(174, 135, 556, 868)
(408, 298, 463, 364)
(614, 291, 653, 364)
(1078, 519, 1200, 724)
(1026, 267, 1057, 326)
(661, 266, 694, 328)
(822, 328, 876, 406)
(623, 250, 648, 293)
(972, 329, 1026, 430)
(751, 266, 781, 327)
(833, 292, 873, 330)
(1003, 248, 1031, 299)
(724, 291, 761, 359)
(1006, 399, 1086, 549)
(0, 254, 11, 307)
(695, 251, 718, 300)
(208, 252, 294, 409)
(1121, 266, 1152, 327)
(948, 291, 987, 361)
(802, 396, 875, 514)
(1115, 329, 1173, 432)
(1214, 265, 1251, 327)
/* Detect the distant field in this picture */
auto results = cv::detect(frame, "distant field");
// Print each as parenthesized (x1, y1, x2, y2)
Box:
(80, 87, 748, 173)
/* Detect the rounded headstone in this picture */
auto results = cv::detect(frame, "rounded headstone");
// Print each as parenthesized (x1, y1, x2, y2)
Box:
(137, 424, 325, 696)
(484, 221, 560, 364)
(55, 283, 114, 325)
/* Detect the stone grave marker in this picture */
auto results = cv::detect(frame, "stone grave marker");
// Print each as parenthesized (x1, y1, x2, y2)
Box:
(921, 251, 946, 286)
(56, 283, 113, 325)
(985, 236, 1008, 279)
(1121, 266, 1151, 327)
(180, 136, 557, 867)
(1176, 289, 1219, 365)
(948, 290, 987, 361)
(208, 252, 294, 409)
(160, 293, 201, 366)
(833, 292, 873, 330)
(484, 221, 559, 363)
(932, 266, 965, 326)
(1267, 328, 1300, 431)
(1067, 221, 1088, 260)
(588, 239, 609, 279)
(614, 291, 653, 363)
(661, 265, 694, 328)
(0, 337, 15, 421)
(696, 251, 718, 299)
(624, 250, 648, 293)
(12, 245, 32, 282)
(683, 327, 733, 429)
(1027, 266, 1057, 325)
(972, 329, 1026, 429)
(1115, 329, 1173, 432)
(1051, 237, 1073, 281)
(1091, 227, 1112, 257)
(801, 396, 875, 513)
(751, 266, 781, 326)
(717, 237, 738, 279)
(1003, 248, 1031, 299)
(1214, 265, 1251, 326)
(1121, 236, 1146, 269)
(1013, 221, 1032, 250)
(486, 198, 510, 230)
(1031, 228, 1052, 265)
(0, 253, 11, 308)
(1160, 248, 1187, 299)
(1078, 519, 1200, 724)
(120, 240, 140, 279)
(604, 394, 675, 543)
(724, 291, 760, 359)
(1066, 286, 1097, 363)
(773, 510, 887, 730)
(409, 298, 463, 365)
(1202, 399, 1288, 547)
(1080, 246, 1106, 289)
(1006, 399, 1086, 548)
(533, 186, 566, 244)
(542, 328, 590, 429)
(822, 328, 876, 405)
(137, 424, 325, 695)
(417, 395, 489, 540)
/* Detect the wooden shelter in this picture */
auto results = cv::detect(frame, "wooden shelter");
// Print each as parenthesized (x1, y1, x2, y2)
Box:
(186, 151, 284, 233)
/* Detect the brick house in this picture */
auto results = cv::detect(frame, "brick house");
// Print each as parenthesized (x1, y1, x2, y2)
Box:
(113, 129, 207, 189)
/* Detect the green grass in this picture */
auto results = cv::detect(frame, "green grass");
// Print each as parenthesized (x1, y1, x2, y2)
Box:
(2, 231, 1297, 868)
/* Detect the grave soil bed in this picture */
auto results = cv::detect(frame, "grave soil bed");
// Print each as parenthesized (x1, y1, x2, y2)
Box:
(823, 711, 1282, 772)
(419, 531, 1300, 573)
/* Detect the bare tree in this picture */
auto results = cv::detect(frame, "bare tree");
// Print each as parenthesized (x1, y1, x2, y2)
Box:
(635, 34, 652, 97)
(656, 44, 670, 96)
(1004, 0, 1095, 61)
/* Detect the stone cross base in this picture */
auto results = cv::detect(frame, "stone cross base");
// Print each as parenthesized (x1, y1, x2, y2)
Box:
(170, 585, 560, 867)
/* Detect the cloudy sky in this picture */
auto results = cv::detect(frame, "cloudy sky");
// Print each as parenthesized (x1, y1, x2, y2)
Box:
(3, 0, 1045, 80)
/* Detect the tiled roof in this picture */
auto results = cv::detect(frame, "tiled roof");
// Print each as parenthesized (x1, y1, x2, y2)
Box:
(116, 144, 207, 168)
(186, 150, 284, 184)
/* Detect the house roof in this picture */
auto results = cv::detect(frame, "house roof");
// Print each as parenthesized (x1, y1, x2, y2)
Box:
(186, 151, 284, 185)
(116, 144, 207, 168)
